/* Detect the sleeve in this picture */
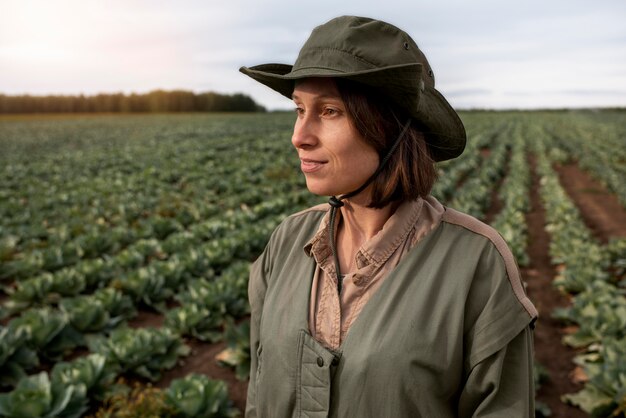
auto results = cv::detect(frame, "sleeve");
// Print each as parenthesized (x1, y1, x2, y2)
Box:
(455, 227, 538, 418)
(245, 243, 271, 418)
(458, 326, 535, 418)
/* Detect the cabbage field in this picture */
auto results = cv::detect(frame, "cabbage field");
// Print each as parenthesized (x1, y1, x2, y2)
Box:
(0, 111, 625, 417)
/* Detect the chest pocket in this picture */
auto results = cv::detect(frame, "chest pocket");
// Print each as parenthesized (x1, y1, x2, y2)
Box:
(296, 330, 341, 418)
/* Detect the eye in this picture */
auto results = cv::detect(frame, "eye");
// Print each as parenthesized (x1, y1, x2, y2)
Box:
(294, 106, 304, 116)
(322, 107, 339, 117)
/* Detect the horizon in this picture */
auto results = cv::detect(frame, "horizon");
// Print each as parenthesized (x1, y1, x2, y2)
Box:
(2, 89, 625, 113)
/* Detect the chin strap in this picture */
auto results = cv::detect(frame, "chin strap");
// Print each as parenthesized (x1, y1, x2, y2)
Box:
(328, 118, 412, 294)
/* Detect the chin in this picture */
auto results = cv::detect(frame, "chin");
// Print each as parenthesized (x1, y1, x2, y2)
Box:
(305, 185, 332, 197)
(305, 180, 335, 197)
(304, 179, 353, 198)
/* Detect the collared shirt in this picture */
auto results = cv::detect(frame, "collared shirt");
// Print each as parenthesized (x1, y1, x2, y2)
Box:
(304, 196, 445, 350)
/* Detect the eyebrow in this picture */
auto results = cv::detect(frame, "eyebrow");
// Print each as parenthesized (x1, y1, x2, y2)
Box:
(291, 93, 342, 101)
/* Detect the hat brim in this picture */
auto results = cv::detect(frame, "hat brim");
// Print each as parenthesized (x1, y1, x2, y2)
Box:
(240, 63, 465, 162)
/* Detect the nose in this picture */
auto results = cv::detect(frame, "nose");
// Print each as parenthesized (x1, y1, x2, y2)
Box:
(291, 114, 318, 149)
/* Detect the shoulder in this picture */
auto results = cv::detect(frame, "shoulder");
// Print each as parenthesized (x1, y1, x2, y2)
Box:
(250, 203, 328, 290)
(286, 202, 329, 221)
(275, 203, 327, 232)
(266, 203, 328, 251)
(441, 207, 511, 256)
(440, 206, 538, 321)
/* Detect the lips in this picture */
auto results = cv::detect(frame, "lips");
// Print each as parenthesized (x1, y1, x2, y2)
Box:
(300, 158, 327, 173)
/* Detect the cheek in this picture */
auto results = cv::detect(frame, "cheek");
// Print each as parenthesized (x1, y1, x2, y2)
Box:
(335, 130, 377, 165)
(349, 142, 379, 169)
(353, 150, 379, 179)
(324, 122, 380, 178)
(329, 146, 378, 191)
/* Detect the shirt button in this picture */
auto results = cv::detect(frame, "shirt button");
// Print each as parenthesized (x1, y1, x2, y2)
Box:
(317, 357, 324, 367)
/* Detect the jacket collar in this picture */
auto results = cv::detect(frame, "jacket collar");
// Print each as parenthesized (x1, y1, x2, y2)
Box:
(304, 196, 443, 272)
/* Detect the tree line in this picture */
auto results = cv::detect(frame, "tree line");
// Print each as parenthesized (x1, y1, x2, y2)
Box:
(0, 90, 266, 113)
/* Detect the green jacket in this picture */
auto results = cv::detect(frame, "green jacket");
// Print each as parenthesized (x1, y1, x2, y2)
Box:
(247, 204, 537, 417)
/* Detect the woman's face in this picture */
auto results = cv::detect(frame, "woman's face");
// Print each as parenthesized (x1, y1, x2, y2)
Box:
(291, 78, 379, 198)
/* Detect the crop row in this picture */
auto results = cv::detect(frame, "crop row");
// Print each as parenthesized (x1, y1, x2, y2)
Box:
(432, 120, 505, 202)
(490, 120, 532, 266)
(532, 134, 626, 417)
(543, 113, 626, 206)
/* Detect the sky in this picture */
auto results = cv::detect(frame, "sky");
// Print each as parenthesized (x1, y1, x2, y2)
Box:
(1, 0, 625, 110)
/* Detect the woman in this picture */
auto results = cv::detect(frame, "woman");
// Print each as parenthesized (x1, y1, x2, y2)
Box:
(240, 16, 537, 417)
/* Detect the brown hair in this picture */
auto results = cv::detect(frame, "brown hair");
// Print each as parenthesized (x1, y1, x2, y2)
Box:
(334, 79, 438, 209)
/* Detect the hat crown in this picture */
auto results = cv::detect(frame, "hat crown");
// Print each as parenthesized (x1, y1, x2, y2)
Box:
(293, 16, 434, 88)
(239, 15, 466, 161)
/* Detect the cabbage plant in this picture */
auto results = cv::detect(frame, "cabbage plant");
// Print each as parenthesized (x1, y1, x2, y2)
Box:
(47, 353, 116, 416)
(92, 287, 137, 321)
(175, 260, 250, 318)
(8, 308, 83, 360)
(0, 325, 38, 387)
(0, 372, 79, 418)
(563, 337, 626, 417)
(165, 304, 222, 342)
(121, 266, 173, 312)
(0, 251, 44, 281)
(4, 273, 55, 312)
(553, 281, 626, 347)
(51, 353, 114, 400)
(90, 327, 190, 381)
(60, 297, 111, 333)
(165, 373, 238, 418)
(59, 288, 135, 333)
(216, 319, 250, 381)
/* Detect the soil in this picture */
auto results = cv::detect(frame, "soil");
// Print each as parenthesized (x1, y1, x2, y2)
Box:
(128, 309, 166, 329)
(554, 162, 626, 242)
(523, 155, 587, 418)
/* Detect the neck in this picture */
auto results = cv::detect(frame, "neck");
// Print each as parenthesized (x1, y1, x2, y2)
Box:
(335, 196, 397, 274)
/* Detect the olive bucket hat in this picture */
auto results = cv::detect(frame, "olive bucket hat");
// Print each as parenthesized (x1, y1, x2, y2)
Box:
(240, 15, 466, 162)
